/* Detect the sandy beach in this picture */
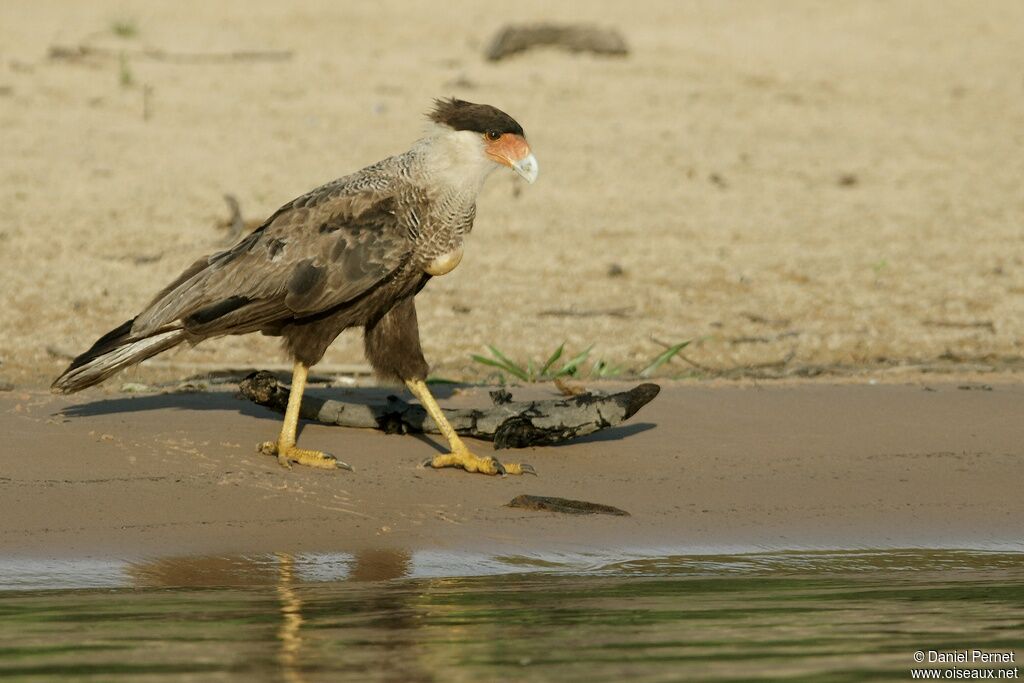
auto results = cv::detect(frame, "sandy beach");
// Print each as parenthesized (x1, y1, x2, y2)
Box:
(1, 2, 1023, 567)
(3, 380, 1021, 560)
(3, 6, 1023, 682)
(1, 1, 1024, 389)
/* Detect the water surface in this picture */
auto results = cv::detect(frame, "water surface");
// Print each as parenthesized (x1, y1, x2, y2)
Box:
(1, 550, 1021, 681)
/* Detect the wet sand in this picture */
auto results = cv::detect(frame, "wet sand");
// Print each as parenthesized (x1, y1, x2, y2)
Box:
(2, 381, 1022, 559)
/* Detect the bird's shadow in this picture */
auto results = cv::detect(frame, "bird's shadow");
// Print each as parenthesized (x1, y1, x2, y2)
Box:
(56, 386, 657, 448)
(55, 383, 464, 424)
(57, 391, 277, 421)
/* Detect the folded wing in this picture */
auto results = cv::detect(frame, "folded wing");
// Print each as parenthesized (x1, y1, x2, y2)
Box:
(132, 164, 413, 340)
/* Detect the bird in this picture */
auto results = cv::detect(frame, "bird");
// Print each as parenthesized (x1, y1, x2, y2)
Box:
(52, 98, 539, 476)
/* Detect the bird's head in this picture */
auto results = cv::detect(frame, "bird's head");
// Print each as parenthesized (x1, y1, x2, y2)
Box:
(425, 98, 538, 186)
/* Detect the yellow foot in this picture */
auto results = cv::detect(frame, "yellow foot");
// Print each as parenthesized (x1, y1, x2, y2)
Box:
(422, 447, 536, 476)
(258, 441, 353, 471)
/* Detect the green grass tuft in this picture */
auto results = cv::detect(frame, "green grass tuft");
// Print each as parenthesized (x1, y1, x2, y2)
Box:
(472, 343, 592, 382)
(472, 340, 689, 383)
(639, 340, 690, 378)
(118, 53, 134, 87)
(111, 19, 138, 38)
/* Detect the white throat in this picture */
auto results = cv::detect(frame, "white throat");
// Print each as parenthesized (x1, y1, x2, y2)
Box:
(415, 124, 497, 195)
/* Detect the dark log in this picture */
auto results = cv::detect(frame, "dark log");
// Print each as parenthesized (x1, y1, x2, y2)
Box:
(485, 24, 629, 61)
(507, 494, 630, 516)
(237, 371, 659, 449)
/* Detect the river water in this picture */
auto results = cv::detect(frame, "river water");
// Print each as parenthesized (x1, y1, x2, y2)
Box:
(1, 550, 1021, 681)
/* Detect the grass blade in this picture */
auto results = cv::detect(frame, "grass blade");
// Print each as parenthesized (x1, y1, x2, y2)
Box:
(554, 345, 593, 377)
(590, 360, 623, 378)
(487, 345, 527, 375)
(639, 340, 690, 378)
(539, 343, 565, 377)
(470, 355, 530, 381)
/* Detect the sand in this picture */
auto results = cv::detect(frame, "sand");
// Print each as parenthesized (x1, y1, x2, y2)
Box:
(1, 3, 1022, 563)
(1, 1, 1024, 389)
(3, 381, 1022, 559)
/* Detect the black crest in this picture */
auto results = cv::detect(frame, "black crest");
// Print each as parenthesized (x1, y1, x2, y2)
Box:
(428, 98, 525, 137)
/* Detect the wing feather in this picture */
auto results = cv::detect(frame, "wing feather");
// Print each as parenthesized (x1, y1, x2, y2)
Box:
(132, 157, 414, 338)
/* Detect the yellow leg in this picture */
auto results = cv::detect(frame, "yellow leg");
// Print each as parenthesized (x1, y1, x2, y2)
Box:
(258, 362, 352, 471)
(405, 379, 535, 476)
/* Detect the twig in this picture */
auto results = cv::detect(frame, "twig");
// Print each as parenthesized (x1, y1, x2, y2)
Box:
(221, 194, 246, 242)
(651, 336, 710, 371)
(538, 306, 633, 318)
(553, 377, 586, 396)
(50, 44, 292, 64)
(922, 319, 996, 333)
(728, 331, 800, 345)
(741, 312, 791, 327)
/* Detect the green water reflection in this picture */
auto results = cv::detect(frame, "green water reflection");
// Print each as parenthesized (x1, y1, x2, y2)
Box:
(1, 551, 1022, 681)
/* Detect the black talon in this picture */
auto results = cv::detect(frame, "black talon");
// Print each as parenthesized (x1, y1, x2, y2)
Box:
(492, 458, 507, 476)
(520, 463, 538, 476)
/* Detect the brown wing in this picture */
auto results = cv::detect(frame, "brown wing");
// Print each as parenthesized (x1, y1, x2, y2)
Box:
(132, 158, 415, 338)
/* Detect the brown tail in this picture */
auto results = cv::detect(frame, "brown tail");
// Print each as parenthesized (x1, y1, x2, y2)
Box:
(51, 319, 186, 393)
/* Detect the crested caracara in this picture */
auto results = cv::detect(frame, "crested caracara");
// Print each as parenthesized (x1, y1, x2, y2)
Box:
(53, 98, 539, 476)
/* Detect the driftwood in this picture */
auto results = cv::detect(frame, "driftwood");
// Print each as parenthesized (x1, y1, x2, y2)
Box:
(238, 371, 659, 449)
(485, 24, 629, 61)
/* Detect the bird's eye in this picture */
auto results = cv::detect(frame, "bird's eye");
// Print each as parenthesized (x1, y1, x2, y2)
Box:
(485, 130, 502, 141)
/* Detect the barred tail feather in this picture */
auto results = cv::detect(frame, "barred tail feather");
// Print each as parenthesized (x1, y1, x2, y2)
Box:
(51, 319, 186, 393)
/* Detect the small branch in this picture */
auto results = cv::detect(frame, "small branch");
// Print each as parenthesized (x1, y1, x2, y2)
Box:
(220, 194, 247, 243)
(49, 44, 292, 64)
(538, 306, 633, 318)
(741, 312, 792, 328)
(238, 371, 660, 449)
(922, 319, 995, 333)
(652, 336, 710, 371)
(728, 331, 800, 345)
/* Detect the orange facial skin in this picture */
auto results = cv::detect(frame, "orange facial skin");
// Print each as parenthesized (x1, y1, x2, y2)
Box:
(484, 133, 532, 167)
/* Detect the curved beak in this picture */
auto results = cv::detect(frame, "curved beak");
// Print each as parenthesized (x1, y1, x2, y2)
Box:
(511, 153, 539, 184)
(486, 134, 539, 184)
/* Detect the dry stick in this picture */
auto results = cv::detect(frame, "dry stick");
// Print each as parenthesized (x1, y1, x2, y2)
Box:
(651, 336, 713, 371)
(651, 336, 799, 376)
(922, 319, 996, 333)
(221, 194, 247, 243)
(538, 307, 633, 318)
(50, 45, 292, 63)
(238, 371, 661, 449)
